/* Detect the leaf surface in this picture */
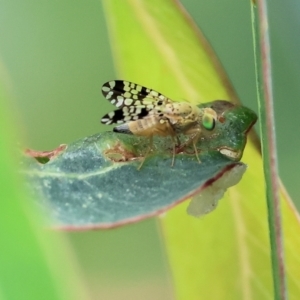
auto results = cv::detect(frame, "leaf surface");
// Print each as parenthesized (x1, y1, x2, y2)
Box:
(22, 130, 247, 229)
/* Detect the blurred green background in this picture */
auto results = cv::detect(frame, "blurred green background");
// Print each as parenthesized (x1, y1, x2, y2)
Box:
(0, 0, 299, 299)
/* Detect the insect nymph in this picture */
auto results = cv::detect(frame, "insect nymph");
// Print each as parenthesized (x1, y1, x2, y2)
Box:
(101, 80, 217, 169)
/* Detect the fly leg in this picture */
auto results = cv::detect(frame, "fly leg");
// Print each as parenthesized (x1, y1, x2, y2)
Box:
(191, 132, 201, 164)
(137, 118, 180, 170)
(182, 127, 202, 163)
(137, 135, 153, 170)
(170, 134, 181, 167)
(165, 119, 180, 167)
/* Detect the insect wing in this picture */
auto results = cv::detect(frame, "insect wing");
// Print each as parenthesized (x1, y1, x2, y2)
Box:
(101, 80, 171, 125)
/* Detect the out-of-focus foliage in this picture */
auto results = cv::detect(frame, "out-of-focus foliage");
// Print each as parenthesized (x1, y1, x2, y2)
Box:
(0, 0, 299, 298)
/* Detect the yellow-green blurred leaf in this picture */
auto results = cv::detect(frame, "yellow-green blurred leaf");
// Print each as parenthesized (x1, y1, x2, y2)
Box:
(102, 0, 300, 299)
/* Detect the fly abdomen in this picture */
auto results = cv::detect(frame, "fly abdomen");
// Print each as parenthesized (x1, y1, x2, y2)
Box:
(113, 123, 133, 134)
(127, 116, 157, 135)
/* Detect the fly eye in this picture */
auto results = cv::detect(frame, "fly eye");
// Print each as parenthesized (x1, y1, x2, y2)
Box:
(202, 113, 216, 130)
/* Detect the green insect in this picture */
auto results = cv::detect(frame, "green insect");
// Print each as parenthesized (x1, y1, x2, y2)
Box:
(101, 80, 218, 169)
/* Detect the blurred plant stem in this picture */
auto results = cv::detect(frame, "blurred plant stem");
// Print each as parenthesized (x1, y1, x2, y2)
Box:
(251, 1, 287, 299)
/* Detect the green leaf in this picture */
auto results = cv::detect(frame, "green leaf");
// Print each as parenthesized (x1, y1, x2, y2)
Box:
(102, 0, 300, 299)
(22, 97, 256, 228)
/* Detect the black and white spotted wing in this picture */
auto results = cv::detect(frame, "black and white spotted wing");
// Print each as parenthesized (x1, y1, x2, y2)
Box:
(101, 80, 172, 125)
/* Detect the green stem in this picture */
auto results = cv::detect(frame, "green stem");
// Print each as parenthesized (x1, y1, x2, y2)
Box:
(250, 1, 287, 299)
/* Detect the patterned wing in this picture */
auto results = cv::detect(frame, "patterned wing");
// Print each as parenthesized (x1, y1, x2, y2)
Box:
(101, 80, 172, 125)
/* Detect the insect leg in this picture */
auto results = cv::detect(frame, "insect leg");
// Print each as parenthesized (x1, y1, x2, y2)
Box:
(192, 134, 201, 164)
(175, 134, 181, 147)
(182, 128, 202, 164)
(137, 135, 153, 170)
(170, 135, 177, 167)
(164, 119, 180, 167)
